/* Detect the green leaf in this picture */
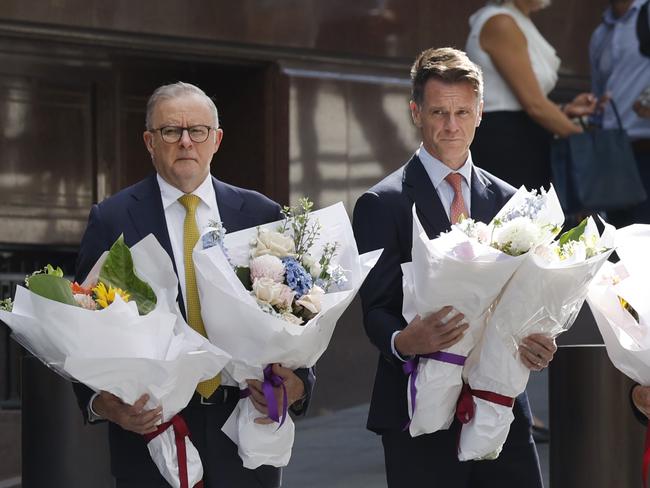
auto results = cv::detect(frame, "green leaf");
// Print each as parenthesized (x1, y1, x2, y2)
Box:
(558, 218, 588, 247)
(99, 235, 157, 315)
(235, 266, 252, 291)
(27, 275, 78, 306)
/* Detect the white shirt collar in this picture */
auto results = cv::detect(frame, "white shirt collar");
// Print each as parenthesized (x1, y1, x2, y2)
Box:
(416, 144, 475, 188)
(157, 173, 217, 211)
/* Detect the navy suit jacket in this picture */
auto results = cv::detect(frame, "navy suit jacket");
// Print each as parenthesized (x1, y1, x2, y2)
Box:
(352, 154, 533, 435)
(73, 173, 312, 478)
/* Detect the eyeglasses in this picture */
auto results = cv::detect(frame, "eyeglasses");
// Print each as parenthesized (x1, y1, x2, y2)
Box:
(150, 125, 215, 144)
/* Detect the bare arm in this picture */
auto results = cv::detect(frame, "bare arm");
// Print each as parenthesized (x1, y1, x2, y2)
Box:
(480, 14, 582, 137)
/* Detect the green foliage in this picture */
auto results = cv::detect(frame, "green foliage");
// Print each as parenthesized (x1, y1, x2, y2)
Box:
(26, 274, 77, 306)
(280, 197, 321, 260)
(235, 266, 252, 290)
(0, 298, 13, 312)
(558, 218, 588, 247)
(99, 235, 157, 315)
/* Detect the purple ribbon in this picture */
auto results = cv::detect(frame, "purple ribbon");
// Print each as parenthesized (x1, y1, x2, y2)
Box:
(262, 364, 288, 427)
(237, 365, 288, 427)
(402, 352, 467, 431)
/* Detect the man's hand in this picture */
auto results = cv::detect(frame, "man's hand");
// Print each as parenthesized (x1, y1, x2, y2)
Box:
(92, 391, 162, 434)
(246, 364, 305, 425)
(519, 334, 557, 371)
(394, 306, 468, 357)
(632, 385, 650, 418)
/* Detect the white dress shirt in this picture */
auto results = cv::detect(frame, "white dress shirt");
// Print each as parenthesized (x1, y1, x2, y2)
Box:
(390, 145, 475, 361)
(157, 173, 221, 313)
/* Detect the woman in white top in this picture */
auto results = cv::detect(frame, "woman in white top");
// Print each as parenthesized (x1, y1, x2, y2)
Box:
(466, 0, 597, 190)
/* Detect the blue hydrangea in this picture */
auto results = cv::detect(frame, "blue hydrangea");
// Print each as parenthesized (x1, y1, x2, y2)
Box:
(282, 257, 313, 298)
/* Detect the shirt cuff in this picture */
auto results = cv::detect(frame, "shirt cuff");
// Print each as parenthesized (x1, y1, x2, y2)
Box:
(87, 392, 103, 423)
(391, 330, 413, 362)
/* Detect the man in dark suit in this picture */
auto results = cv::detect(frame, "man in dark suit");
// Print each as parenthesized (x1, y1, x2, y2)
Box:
(352, 47, 557, 487)
(73, 82, 312, 488)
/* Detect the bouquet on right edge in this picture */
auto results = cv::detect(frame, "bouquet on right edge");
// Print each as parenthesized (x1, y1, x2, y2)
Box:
(401, 186, 563, 437)
(459, 216, 615, 461)
(586, 224, 650, 487)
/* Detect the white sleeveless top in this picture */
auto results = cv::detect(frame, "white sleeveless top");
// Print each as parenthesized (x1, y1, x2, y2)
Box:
(465, 2, 560, 112)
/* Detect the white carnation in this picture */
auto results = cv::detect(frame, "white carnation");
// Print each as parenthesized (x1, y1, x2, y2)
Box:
(250, 255, 285, 283)
(492, 217, 543, 256)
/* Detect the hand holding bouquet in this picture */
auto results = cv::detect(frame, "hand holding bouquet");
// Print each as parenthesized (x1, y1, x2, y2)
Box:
(401, 186, 563, 436)
(459, 215, 614, 461)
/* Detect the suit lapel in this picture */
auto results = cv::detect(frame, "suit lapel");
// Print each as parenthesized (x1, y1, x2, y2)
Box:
(403, 155, 451, 239)
(213, 176, 246, 233)
(469, 167, 497, 224)
(126, 174, 186, 316)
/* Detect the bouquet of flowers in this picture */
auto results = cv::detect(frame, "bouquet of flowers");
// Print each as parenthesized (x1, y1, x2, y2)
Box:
(459, 216, 614, 461)
(0, 235, 230, 488)
(400, 186, 563, 436)
(193, 199, 381, 469)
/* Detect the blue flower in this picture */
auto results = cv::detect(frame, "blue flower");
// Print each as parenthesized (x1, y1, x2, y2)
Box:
(282, 257, 313, 298)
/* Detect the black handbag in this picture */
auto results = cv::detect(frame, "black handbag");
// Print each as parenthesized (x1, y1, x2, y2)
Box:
(550, 101, 647, 214)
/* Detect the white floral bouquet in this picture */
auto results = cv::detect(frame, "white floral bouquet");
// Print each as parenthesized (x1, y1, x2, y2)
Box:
(459, 216, 614, 461)
(587, 224, 650, 392)
(0, 235, 231, 488)
(193, 200, 381, 469)
(401, 186, 563, 436)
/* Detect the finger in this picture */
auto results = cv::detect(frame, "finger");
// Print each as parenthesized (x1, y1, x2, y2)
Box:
(438, 317, 467, 334)
(520, 352, 542, 371)
(246, 380, 263, 391)
(250, 396, 269, 415)
(523, 335, 556, 354)
(272, 363, 292, 378)
(436, 325, 469, 349)
(131, 406, 163, 428)
(430, 306, 454, 322)
(132, 394, 150, 413)
(254, 416, 274, 425)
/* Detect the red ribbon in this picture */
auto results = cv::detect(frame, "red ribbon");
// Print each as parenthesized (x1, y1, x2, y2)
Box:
(144, 414, 202, 488)
(455, 384, 515, 425)
(643, 424, 650, 488)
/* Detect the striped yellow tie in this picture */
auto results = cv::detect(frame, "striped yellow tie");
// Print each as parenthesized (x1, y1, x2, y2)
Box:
(178, 194, 221, 398)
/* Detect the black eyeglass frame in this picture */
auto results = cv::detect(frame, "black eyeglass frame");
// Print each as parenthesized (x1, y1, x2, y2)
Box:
(149, 125, 217, 144)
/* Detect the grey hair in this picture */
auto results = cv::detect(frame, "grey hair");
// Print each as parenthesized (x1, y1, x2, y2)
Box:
(145, 82, 219, 130)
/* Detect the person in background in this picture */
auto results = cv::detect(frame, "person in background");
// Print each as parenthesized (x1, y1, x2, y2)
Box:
(590, 0, 650, 227)
(466, 0, 597, 191)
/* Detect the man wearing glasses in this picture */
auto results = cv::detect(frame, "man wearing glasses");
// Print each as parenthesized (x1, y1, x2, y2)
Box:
(73, 82, 312, 488)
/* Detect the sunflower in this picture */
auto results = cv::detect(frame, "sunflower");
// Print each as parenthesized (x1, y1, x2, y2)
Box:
(93, 282, 131, 309)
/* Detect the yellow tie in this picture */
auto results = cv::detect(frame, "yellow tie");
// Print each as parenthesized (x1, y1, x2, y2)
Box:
(178, 194, 221, 398)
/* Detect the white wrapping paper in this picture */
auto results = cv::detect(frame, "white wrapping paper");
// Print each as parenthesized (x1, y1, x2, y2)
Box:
(588, 224, 650, 386)
(193, 202, 381, 469)
(401, 206, 526, 436)
(459, 220, 614, 461)
(0, 235, 231, 488)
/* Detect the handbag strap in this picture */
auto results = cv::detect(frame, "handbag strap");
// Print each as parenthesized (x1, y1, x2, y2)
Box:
(609, 99, 625, 130)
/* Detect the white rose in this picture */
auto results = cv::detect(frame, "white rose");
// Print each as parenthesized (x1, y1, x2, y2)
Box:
(251, 229, 296, 258)
(253, 278, 295, 309)
(296, 285, 324, 314)
(250, 255, 285, 283)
